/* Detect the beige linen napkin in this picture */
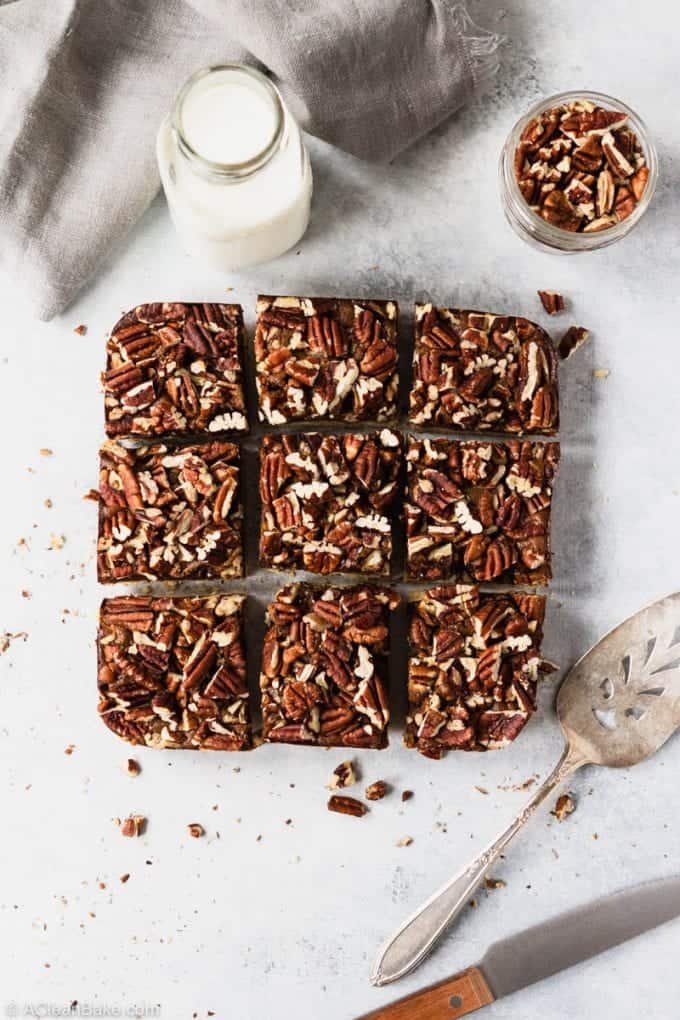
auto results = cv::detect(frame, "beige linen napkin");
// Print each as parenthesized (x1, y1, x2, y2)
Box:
(0, 0, 500, 318)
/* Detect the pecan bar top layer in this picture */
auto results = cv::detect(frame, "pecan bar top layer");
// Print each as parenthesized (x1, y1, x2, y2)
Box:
(97, 594, 250, 750)
(405, 585, 546, 756)
(97, 439, 243, 583)
(260, 583, 399, 748)
(406, 437, 560, 584)
(254, 295, 399, 424)
(104, 302, 248, 437)
(259, 430, 401, 576)
(409, 305, 559, 434)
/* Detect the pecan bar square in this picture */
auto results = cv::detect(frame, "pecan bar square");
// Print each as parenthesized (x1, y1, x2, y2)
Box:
(406, 437, 560, 584)
(405, 585, 546, 756)
(409, 305, 559, 434)
(97, 439, 243, 583)
(259, 430, 401, 576)
(104, 302, 248, 437)
(254, 295, 399, 424)
(97, 594, 250, 750)
(260, 582, 398, 747)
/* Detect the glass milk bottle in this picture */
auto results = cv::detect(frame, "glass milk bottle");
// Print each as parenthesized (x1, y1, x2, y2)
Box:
(157, 64, 312, 270)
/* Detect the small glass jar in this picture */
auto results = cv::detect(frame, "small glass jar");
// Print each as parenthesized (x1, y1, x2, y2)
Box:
(157, 64, 312, 271)
(499, 90, 658, 253)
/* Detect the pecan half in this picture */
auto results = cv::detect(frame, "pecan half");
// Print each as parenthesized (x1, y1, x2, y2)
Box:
(327, 795, 367, 817)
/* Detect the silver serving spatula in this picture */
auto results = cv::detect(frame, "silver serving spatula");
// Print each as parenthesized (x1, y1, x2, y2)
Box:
(372, 592, 680, 987)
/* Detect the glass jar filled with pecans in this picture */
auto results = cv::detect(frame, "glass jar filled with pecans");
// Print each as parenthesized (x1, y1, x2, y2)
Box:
(499, 91, 657, 252)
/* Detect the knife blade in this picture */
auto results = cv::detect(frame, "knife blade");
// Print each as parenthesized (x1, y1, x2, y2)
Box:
(359, 876, 680, 1019)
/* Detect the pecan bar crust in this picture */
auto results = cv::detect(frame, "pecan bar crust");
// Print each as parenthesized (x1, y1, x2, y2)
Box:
(97, 439, 243, 583)
(408, 305, 559, 434)
(97, 594, 251, 750)
(260, 582, 399, 748)
(103, 302, 248, 438)
(405, 585, 546, 756)
(406, 437, 560, 584)
(259, 429, 401, 576)
(254, 295, 399, 424)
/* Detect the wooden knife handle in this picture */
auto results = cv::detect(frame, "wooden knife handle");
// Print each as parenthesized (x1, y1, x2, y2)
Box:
(359, 966, 495, 1020)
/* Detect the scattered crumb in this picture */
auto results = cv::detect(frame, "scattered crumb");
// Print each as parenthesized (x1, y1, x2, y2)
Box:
(552, 793, 576, 821)
(484, 877, 506, 890)
(120, 815, 146, 838)
(395, 837, 413, 848)
(64, 744, 75, 756)
(48, 533, 65, 550)
(21, 590, 31, 599)
(187, 823, 204, 838)
(83, 489, 100, 502)
(326, 760, 356, 790)
(126, 758, 141, 777)
(120, 874, 130, 884)
(593, 832, 599, 840)
(593, 368, 609, 379)
(365, 780, 388, 801)
(475, 786, 489, 796)
(401, 790, 414, 802)
(44, 498, 53, 509)
(0, 631, 28, 655)
(74, 324, 88, 336)
(468, 898, 478, 909)
(537, 290, 565, 315)
(39, 448, 53, 457)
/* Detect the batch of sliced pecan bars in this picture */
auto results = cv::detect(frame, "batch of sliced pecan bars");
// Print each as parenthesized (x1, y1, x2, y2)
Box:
(96, 297, 561, 757)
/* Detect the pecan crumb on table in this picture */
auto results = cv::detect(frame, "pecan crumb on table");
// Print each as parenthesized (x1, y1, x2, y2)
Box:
(558, 325, 591, 361)
(408, 305, 559, 434)
(103, 302, 248, 438)
(254, 295, 399, 424)
(97, 594, 251, 750)
(405, 436, 560, 584)
(515, 100, 649, 233)
(260, 582, 399, 748)
(405, 585, 548, 757)
(97, 439, 243, 582)
(259, 430, 401, 576)
(537, 290, 565, 315)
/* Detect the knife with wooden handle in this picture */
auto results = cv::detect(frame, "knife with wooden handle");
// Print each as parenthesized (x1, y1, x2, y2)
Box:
(359, 876, 680, 1018)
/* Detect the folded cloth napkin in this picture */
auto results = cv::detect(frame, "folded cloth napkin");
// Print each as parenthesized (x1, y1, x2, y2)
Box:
(0, 0, 500, 319)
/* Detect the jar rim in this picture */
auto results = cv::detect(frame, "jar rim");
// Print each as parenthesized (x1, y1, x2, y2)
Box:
(501, 89, 658, 252)
(172, 64, 286, 180)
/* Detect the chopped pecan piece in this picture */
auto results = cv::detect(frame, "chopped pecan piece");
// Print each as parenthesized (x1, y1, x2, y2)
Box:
(405, 585, 547, 756)
(365, 780, 388, 801)
(406, 437, 560, 585)
(537, 291, 565, 316)
(97, 439, 243, 582)
(103, 302, 248, 437)
(326, 761, 356, 790)
(254, 295, 398, 425)
(327, 795, 368, 817)
(408, 306, 558, 435)
(260, 582, 398, 749)
(259, 430, 401, 576)
(120, 815, 146, 838)
(98, 594, 251, 750)
(558, 326, 590, 361)
(514, 98, 649, 234)
(187, 823, 205, 838)
(552, 793, 576, 821)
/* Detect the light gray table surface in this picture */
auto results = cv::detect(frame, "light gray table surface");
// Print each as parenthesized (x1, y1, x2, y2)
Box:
(1, 2, 679, 1017)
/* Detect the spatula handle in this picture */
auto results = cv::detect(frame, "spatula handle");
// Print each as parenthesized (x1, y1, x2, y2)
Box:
(371, 744, 586, 987)
(360, 967, 495, 1019)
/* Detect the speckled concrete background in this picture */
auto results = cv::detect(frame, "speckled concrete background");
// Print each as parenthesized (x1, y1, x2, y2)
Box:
(1, 2, 679, 1017)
